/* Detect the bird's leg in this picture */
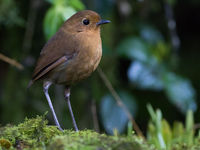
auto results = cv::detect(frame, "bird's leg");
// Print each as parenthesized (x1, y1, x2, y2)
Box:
(43, 81, 63, 131)
(64, 87, 79, 132)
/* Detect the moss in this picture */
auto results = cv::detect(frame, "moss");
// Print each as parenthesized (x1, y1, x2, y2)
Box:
(2, 115, 200, 150)
(0, 114, 62, 149)
(0, 139, 12, 149)
(0, 115, 154, 150)
(49, 130, 154, 150)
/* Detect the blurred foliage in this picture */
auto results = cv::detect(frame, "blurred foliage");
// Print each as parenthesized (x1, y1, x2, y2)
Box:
(44, 0, 85, 39)
(100, 91, 137, 134)
(116, 26, 196, 113)
(0, 0, 24, 26)
(0, 0, 200, 147)
(147, 104, 200, 150)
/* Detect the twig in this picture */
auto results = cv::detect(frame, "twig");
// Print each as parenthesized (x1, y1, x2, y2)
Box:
(91, 100, 100, 132)
(0, 53, 24, 70)
(97, 67, 145, 139)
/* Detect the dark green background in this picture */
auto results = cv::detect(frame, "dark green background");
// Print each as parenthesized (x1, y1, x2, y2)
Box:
(0, 0, 200, 135)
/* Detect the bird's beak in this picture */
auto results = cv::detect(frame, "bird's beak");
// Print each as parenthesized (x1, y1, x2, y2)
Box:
(96, 19, 111, 26)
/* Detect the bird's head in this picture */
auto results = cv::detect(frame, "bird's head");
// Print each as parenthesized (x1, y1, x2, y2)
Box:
(63, 10, 110, 33)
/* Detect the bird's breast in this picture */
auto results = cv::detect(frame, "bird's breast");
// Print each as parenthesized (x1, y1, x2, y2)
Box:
(75, 41, 102, 80)
(53, 33, 102, 85)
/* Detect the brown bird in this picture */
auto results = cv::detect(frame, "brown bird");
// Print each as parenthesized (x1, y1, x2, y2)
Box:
(29, 10, 110, 131)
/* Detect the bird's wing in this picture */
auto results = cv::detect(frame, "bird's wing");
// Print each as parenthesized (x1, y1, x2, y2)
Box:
(30, 29, 78, 85)
(32, 55, 68, 82)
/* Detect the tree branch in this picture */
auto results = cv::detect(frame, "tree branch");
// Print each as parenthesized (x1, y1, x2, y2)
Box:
(0, 53, 24, 70)
(97, 67, 145, 139)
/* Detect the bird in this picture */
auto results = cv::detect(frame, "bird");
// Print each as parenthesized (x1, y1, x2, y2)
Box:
(28, 10, 110, 132)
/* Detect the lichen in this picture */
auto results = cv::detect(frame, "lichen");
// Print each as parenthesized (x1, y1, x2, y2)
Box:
(0, 115, 153, 150)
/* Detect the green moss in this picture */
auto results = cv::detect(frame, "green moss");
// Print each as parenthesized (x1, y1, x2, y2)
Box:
(0, 115, 153, 150)
(49, 130, 154, 150)
(0, 139, 12, 149)
(2, 115, 200, 150)
(0, 114, 62, 149)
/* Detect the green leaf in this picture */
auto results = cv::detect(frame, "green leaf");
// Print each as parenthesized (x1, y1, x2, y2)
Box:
(185, 110, 194, 145)
(140, 25, 163, 44)
(172, 121, 184, 138)
(100, 91, 137, 135)
(147, 121, 156, 138)
(43, 6, 64, 39)
(43, 0, 83, 40)
(163, 72, 197, 113)
(43, 5, 76, 40)
(61, 7, 76, 20)
(186, 110, 194, 132)
(153, 41, 170, 62)
(116, 37, 150, 62)
(128, 61, 163, 90)
(162, 119, 172, 148)
(68, 0, 85, 10)
(147, 104, 166, 149)
(116, 35, 167, 65)
(139, 24, 169, 61)
(127, 121, 133, 136)
(147, 104, 157, 122)
(147, 121, 161, 148)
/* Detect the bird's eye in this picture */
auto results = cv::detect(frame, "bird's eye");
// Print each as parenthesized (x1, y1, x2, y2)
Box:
(82, 19, 90, 25)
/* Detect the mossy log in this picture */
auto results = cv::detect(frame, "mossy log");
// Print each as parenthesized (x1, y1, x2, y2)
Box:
(0, 115, 154, 150)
